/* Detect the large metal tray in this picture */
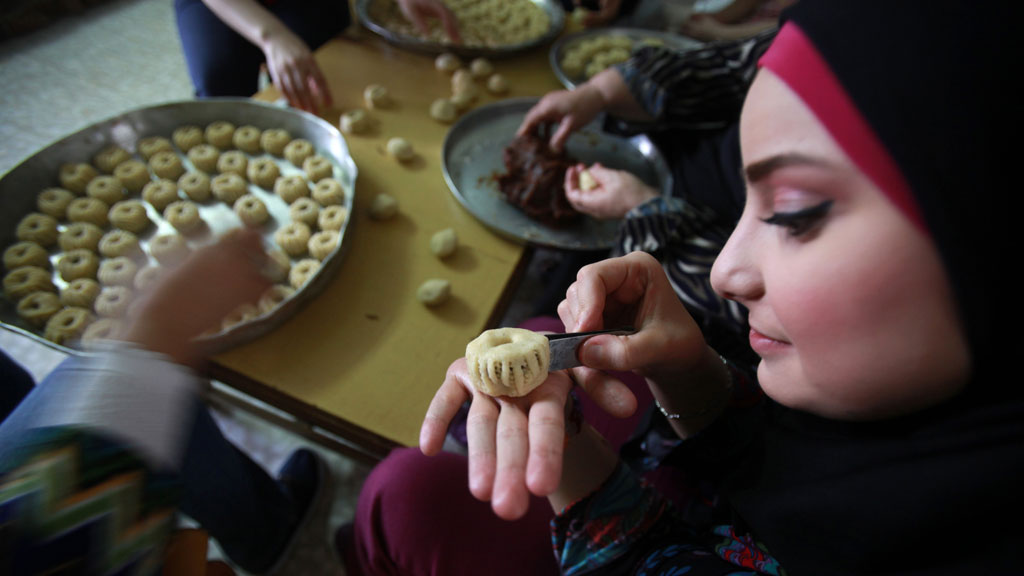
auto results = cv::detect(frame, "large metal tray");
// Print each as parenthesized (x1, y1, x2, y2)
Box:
(550, 27, 703, 89)
(357, 0, 565, 58)
(441, 98, 672, 251)
(1, 99, 357, 355)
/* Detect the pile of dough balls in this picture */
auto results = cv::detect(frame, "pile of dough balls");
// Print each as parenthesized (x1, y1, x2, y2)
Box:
(369, 0, 550, 48)
(560, 34, 665, 81)
(431, 55, 507, 123)
(3, 119, 351, 347)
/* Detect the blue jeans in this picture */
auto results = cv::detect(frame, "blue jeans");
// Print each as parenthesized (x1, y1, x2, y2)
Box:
(174, 0, 351, 98)
(0, 350, 295, 573)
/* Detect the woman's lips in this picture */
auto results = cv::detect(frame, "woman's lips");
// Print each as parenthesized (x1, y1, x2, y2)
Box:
(749, 328, 789, 355)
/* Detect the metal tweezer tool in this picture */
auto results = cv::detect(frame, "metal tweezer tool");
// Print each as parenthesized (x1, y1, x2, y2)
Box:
(546, 327, 635, 371)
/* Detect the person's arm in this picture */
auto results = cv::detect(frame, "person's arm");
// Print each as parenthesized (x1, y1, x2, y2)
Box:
(681, 14, 780, 42)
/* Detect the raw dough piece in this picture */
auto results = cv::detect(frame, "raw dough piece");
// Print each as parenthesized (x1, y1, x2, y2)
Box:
(61, 278, 100, 308)
(578, 168, 597, 191)
(204, 121, 236, 149)
(178, 172, 211, 202)
(86, 175, 126, 205)
(368, 193, 398, 220)
(307, 230, 339, 261)
(284, 139, 315, 166)
(340, 109, 371, 135)
(247, 158, 281, 189)
(430, 227, 458, 258)
(188, 144, 221, 173)
(134, 265, 163, 291)
(172, 125, 205, 152)
(450, 89, 476, 112)
(150, 150, 186, 180)
(138, 136, 175, 160)
(233, 125, 262, 154)
(4, 266, 55, 301)
(4, 242, 49, 271)
(416, 278, 450, 307)
(465, 327, 550, 397)
(263, 249, 291, 284)
(164, 200, 204, 234)
(93, 145, 132, 174)
(258, 284, 295, 313)
(95, 285, 133, 317)
(318, 205, 348, 231)
(303, 155, 333, 182)
(83, 318, 124, 343)
(44, 307, 92, 345)
(143, 179, 182, 210)
(59, 223, 104, 252)
(469, 57, 493, 78)
(386, 138, 415, 162)
(288, 258, 320, 288)
(217, 150, 248, 178)
(16, 213, 59, 247)
(312, 178, 344, 206)
(289, 198, 321, 228)
(59, 163, 98, 194)
(261, 129, 292, 156)
(429, 99, 457, 123)
(67, 197, 110, 228)
(211, 172, 248, 204)
(58, 249, 99, 281)
(364, 84, 391, 109)
(275, 222, 312, 257)
(435, 52, 461, 73)
(99, 230, 142, 258)
(113, 160, 151, 194)
(486, 73, 508, 94)
(150, 233, 191, 265)
(98, 256, 138, 287)
(108, 200, 152, 234)
(274, 175, 310, 204)
(37, 187, 75, 219)
(451, 69, 475, 94)
(234, 194, 270, 227)
(17, 291, 61, 327)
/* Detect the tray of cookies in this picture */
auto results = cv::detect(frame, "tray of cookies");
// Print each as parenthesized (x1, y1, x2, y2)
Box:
(357, 0, 565, 58)
(549, 27, 703, 89)
(1, 98, 357, 355)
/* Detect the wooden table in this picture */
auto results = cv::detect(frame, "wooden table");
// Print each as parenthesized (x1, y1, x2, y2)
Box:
(208, 31, 565, 461)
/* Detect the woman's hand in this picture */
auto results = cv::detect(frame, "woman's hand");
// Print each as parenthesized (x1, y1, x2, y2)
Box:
(564, 163, 660, 219)
(518, 85, 608, 151)
(396, 0, 461, 43)
(576, 0, 624, 28)
(260, 28, 331, 113)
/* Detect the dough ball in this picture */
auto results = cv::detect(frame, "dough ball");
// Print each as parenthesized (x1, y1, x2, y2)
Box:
(308, 230, 339, 261)
(274, 174, 310, 204)
(340, 109, 371, 135)
(430, 227, 458, 258)
(143, 179, 183, 210)
(318, 205, 348, 231)
(260, 129, 292, 156)
(578, 168, 597, 191)
(289, 197, 321, 228)
(67, 197, 110, 228)
(204, 121, 236, 150)
(178, 172, 211, 202)
(386, 137, 415, 162)
(59, 163, 98, 194)
(95, 285, 133, 317)
(469, 57, 493, 78)
(113, 160, 151, 194)
(172, 125, 205, 152)
(486, 73, 509, 94)
(284, 139, 315, 166)
(98, 256, 138, 287)
(429, 98, 457, 123)
(258, 284, 295, 314)
(16, 213, 59, 247)
(233, 125, 263, 154)
(4, 266, 55, 301)
(416, 278, 451, 307)
(368, 193, 398, 220)
(303, 155, 333, 183)
(234, 194, 270, 227)
(138, 136, 175, 160)
(59, 222, 104, 252)
(312, 178, 345, 206)
(288, 258, 320, 288)
(150, 233, 191, 266)
(37, 187, 75, 220)
(16, 291, 61, 327)
(44, 307, 92, 346)
(211, 172, 248, 204)
(61, 277, 100, 308)
(98, 229, 142, 259)
(149, 150, 186, 181)
(451, 69, 475, 94)
(450, 89, 477, 112)
(93, 145, 132, 174)
(164, 200, 204, 234)
(275, 222, 312, 257)
(247, 158, 281, 189)
(108, 200, 152, 234)
(187, 144, 221, 173)
(4, 241, 49, 271)
(57, 249, 99, 282)
(465, 327, 550, 397)
(435, 52, 462, 73)
(217, 150, 248, 178)
(364, 84, 391, 109)
(85, 175, 126, 205)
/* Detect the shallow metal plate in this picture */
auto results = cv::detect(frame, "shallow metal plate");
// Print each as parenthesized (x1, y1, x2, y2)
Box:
(441, 98, 672, 251)
(1, 98, 357, 355)
(357, 0, 565, 58)
(550, 27, 703, 89)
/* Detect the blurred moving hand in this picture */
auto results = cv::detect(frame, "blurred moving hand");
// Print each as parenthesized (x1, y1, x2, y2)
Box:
(564, 162, 660, 219)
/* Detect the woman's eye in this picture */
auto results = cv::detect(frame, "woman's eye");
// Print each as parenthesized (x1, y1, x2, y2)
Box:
(761, 200, 833, 236)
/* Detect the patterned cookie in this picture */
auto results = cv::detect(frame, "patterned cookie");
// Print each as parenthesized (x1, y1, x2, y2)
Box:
(59, 163, 98, 194)
(247, 158, 281, 189)
(59, 222, 104, 252)
(303, 155, 333, 183)
(234, 194, 270, 227)
(85, 175, 126, 205)
(113, 160, 151, 194)
(308, 230, 339, 261)
(284, 139, 314, 166)
(187, 144, 220, 173)
(137, 136, 175, 160)
(232, 125, 262, 154)
(98, 256, 138, 287)
(93, 145, 132, 174)
(274, 222, 311, 257)
(150, 150, 186, 181)
(98, 229, 142, 259)
(3, 241, 49, 271)
(318, 205, 348, 232)
(44, 307, 92, 345)
(133, 265, 163, 291)
(4, 266, 55, 301)
(258, 284, 295, 313)
(274, 175, 310, 204)
(108, 200, 151, 234)
(143, 179, 181, 211)
(204, 121, 236, 149)
(178, 172, 211, 202)
(260, 129, 292, 156)
(312, 178, 344, 206)
(289, 198, 321, 228)
(37, 187, 75, 219)
(61, 278, 101, 308)
(149, 233, 191, 265)
(211, 172, 248, 204)
(288, 258, 320, 289)
(172, 125, 204, 152)
(67, 197, 110, 228)
(217, 150, 248, 178)
(57, 249, 100, 281)
(94, 285, 133, 317)
(16, 213, 59, 247)
(164, 200, 203, 234)
(16, 291, 61, 327)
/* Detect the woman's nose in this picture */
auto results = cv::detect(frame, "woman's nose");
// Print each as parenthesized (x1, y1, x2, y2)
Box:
(711, 216, 762, 304)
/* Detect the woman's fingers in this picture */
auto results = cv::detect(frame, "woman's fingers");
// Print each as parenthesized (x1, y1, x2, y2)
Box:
(525, 373, 572, 495)
(420, 360, 473, 455)
(491, 399, 531, 520)
(466, 392, 500, 501)
(569, 366, 638, 418)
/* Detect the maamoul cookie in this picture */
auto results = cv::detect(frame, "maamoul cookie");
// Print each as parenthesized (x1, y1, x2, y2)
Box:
(263, 249, 291, 283)
(187, 144, 221, 173)
(67, 197, 109, 228)
(133, 265, 163, 291)
(98, 229, 141, 259)
(211, 173, 248, 204)
(138, 136, 175, 160)
(85, 175, 125, 205)
(4, 266, 55, 301)
(143, 179, 181, 210)
(37, 187, 75, 219)
(150, 150, 186, 180)
(113, 160, 151, 194)
(232, 125, 262, 154)
(93, 145, 132, 174)
(149, 233, 191, 265)
(430, 227, 458, 258)
(364, 84, 391, 109)
(172, 125, 204, 152)
(44, 307, 92, 345)
(260, 129, 292, 156)
(247, 158, 281, 189)
(486, 74, 509, 94)
(59, 222, 104, 252)
(61, 278, 100, 308)
(4, 241, 49, 271)
(288, 258, 320, 288)
(289, 198, 321, 228)
(217, 150, 248, 178)
(312, 178, 344, 206)
(308, 230, 339, 261)
(164, 200, 203, 234)
(465, 327, 551, 397)
(303, 155, 333, 183)
(258, 284, 295, 314)
(16, 291, 61, 327)
(318, 205, 348, 231)
(204, 121, 236, 149)
(234, 194, 270, 227)
(430, 99, 457, 123)
(221, 303, 259, 330)
(95, 285, 133, 317)
(368, 193, 398, 220)
(108, 200, 152, 234)
(417, 278, 451, 307)
(58, 249, 99, 281)
(178, 172, 211, 202)
(339, 109, 371, 135)
(98, 257, 138, 287)
(59, 163, 98, 194)
(275, 222, 311, 257)
(82, 317, 123, 343)
(16, 213, 59, 247)
(274, 175, 310, 203)
(435, 52, 461, 73)
(386, 138, 415, 162)
(469, 57, 493, 79)
(284, 139, 315, 166)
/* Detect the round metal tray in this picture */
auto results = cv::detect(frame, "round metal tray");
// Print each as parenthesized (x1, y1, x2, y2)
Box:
(1, 99, 357, 355)
(550, 27, 703, 89)
(441, 98, 672, 251)
(357, 0, 565, 58)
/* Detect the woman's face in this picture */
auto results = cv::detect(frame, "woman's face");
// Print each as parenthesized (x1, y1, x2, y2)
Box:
(710, 70, 970, 420)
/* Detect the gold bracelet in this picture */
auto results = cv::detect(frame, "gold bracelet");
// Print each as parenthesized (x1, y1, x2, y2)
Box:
(654, 355, 734, 421)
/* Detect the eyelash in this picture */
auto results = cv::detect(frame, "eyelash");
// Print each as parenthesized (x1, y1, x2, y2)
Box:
(760, 200, 833, 236)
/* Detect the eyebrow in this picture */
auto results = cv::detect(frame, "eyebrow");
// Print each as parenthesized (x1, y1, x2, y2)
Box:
(744, 153, 831, 183)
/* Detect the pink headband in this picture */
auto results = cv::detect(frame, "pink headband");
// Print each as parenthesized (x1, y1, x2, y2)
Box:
(758, 22, 924, 230)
